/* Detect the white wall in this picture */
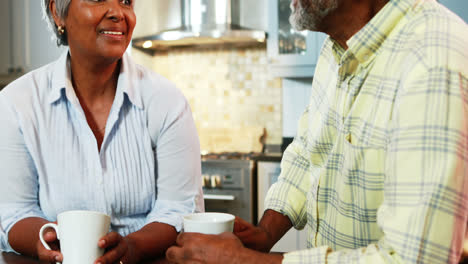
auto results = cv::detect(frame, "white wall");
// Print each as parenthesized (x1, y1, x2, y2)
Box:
(132, 0, 268, 38)
(27, 0, 65, 71)
(239, 0, 268, 31)
(133, 0, 181, 38)
(439, 0, 468, 23)
(1, 0, 64, 74)
(282, 78, 312, 138)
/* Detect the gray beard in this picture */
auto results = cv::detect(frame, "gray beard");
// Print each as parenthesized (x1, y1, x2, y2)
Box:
(289, 0, 339, 31)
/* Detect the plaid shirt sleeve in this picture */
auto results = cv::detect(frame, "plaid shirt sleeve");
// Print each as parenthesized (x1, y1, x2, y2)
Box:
(265, 0, 468, 263)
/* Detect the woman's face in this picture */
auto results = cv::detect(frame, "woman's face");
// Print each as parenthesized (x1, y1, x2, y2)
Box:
(63, 0, 136, 62)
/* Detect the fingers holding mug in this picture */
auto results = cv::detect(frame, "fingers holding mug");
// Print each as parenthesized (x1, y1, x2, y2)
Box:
(38, 211, 111, 264)
(38, 223, 62, 263)
(37, 246, 62, 264)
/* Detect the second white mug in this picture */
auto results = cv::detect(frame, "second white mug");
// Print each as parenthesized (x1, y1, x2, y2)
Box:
(39, 210, 111, 264)
(183, 212, 235, 235)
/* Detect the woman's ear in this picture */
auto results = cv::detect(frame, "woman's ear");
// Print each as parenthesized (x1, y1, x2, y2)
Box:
(49, 0, 65, 27)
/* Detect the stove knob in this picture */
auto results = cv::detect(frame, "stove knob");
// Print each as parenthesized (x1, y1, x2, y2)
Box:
(211, 175, 222, 188)
(202, 175, 211, 188)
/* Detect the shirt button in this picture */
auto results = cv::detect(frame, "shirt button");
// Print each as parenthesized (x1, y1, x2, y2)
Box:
(97, 178, 103, 185)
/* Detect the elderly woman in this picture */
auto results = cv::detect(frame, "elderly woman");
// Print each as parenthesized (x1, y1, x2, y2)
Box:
(0, 0, 203, 263)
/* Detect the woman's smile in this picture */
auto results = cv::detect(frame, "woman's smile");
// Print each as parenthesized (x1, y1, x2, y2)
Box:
(98, 28, 126, 41)
(63, 0, 136, 61)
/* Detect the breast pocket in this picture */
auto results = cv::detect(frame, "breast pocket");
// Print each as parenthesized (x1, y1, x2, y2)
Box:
(340, 132, 386, 212)
(314, 132, 387, 249)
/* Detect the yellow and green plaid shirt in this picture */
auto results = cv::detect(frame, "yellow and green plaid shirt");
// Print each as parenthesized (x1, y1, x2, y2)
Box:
(265, 0, 468, 263)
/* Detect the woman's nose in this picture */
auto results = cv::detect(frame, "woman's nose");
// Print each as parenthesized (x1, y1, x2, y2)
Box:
(106, 0, 125, 22)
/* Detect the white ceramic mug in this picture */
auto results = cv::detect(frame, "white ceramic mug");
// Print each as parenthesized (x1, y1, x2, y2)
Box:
(183, 212, 235, 234)
(39, 210, 111, 264)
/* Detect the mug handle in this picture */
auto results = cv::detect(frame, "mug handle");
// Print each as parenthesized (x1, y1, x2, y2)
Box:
(39, 223, 59, 251)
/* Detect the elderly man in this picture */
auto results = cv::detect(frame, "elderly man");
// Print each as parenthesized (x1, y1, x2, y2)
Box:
(166, 0, 468, 263)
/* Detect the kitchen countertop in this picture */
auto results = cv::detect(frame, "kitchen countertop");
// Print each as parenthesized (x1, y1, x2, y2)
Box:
(0, 73, 23, 90)
(201, 152, 282, 162)
(252, 153, 282, 162)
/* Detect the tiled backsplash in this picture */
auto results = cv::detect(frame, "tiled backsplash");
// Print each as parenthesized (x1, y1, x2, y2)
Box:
(132, 46, 282, 153)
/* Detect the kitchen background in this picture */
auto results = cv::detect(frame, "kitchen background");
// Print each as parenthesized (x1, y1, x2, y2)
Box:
(133, 46, 283, 153)
(130, 0, 303, 153)
(1, 0, 467, 253)
(1, 0, 467, 152)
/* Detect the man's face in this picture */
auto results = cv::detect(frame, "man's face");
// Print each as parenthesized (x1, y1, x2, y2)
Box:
(289, 0, 340, 31)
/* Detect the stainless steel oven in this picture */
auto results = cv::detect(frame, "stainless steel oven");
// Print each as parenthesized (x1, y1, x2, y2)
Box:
(201, 156, 257, 224)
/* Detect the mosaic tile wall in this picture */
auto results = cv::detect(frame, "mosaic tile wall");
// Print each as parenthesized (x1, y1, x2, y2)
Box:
(132, 46, 282, 153)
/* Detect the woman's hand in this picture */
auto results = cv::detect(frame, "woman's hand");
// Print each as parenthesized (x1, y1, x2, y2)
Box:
(233, 216, 271, 252)
(94, 232, 140, 264)
(36, 227, 63, 263)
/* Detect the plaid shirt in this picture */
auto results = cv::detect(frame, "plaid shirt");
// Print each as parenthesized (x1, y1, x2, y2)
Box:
(264, 0, 468, 263)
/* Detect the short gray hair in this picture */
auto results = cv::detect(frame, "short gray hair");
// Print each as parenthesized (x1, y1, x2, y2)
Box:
(42, 0, 71, 46)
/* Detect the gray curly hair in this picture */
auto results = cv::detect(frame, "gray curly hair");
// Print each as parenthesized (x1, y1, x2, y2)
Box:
(42, 0, 71, 46)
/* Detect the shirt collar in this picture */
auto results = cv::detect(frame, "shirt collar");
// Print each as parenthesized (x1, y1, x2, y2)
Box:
(47, 50, 143, 110)
(48, 50, 71, 104)
(347, 0, 415, 64)
(117, 52, 143, 109)
(330, 0, 415, 66)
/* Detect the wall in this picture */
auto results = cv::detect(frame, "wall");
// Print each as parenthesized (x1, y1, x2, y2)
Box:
(282, 78, 312, 138)
(27, 0, 65, 71)
(131, 0, 279, 153)
(1, 0, 64, 89)
(133, 0, 268, 38)
(0, 0, 11, 74)
(438, 0, 468, 22)
(132, 0, 181, 39)
(1, 0, 64, 74)
(132, 47, 282, 153)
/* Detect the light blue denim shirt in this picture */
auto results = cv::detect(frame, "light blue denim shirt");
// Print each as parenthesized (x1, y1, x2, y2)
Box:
(0, 51, 204, 252)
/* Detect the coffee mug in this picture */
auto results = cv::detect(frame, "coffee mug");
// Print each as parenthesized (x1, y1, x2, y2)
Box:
(39, 210, 111, 264)
(183, 212, 235, 234)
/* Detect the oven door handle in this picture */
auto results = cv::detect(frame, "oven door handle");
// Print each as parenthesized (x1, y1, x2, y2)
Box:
(203, 194, 236, 201)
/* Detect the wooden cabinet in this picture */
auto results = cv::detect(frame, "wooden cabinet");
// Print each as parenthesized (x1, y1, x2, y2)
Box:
(267, 0, 326, 78)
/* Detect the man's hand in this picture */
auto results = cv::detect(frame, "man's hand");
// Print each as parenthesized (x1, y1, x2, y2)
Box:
(234, 216, 271, 252)
(166, 232, 245, 264)
(462, 238, 468, 262)
(166, 232, 284, 264)
(36, 227, 63, 263)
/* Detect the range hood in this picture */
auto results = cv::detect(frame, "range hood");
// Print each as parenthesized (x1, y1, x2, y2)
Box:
(132, 0, 266, 53)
